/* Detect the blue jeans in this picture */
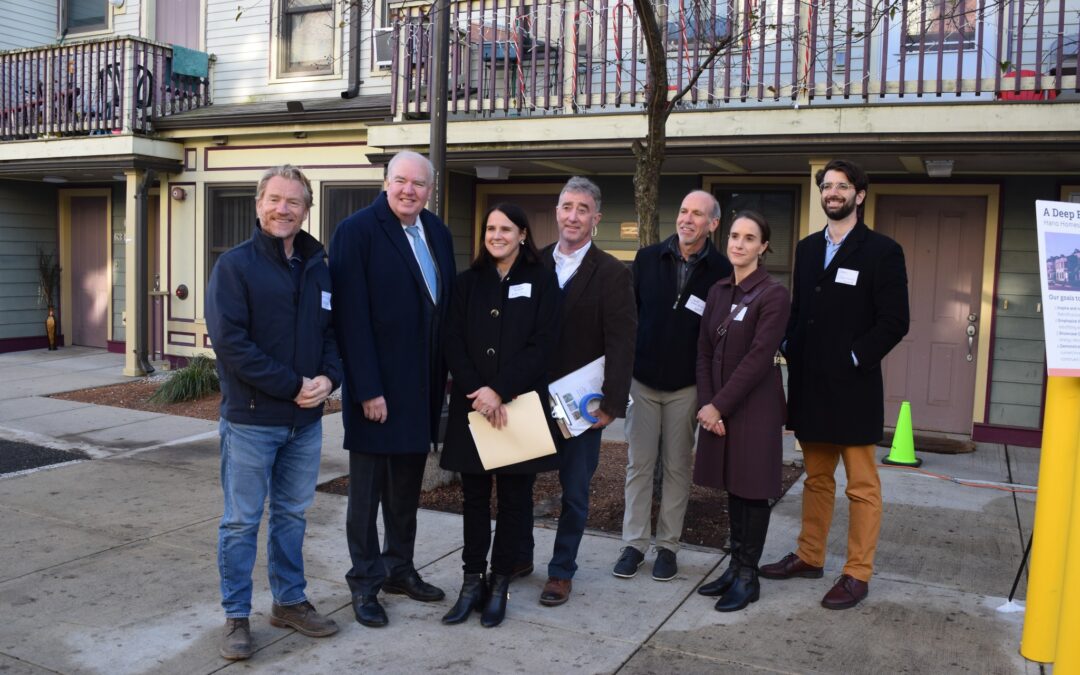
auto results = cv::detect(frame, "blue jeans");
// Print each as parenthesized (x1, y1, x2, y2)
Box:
(547, 428, 602, 580)
(218, 418, 322, 618)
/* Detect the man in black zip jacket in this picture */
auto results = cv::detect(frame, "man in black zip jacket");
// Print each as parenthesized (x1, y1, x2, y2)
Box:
(612, 190, 732, 582)
(206, 165, 342, 661)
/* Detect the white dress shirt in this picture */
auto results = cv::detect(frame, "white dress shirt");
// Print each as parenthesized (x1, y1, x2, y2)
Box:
(553, 241, 592, 289)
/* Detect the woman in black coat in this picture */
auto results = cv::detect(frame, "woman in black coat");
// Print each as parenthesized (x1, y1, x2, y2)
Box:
(694, 210, 790, 612)
(440, 203, 561, 628)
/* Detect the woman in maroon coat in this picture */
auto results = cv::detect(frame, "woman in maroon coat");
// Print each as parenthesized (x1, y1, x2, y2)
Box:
(694, 210, 790, 612)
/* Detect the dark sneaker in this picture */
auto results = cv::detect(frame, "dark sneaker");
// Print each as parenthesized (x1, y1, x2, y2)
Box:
(612, 547, 646, 578)
(269, 600, 339, 637)
(652, 548, 678, 581)
(220, 618, 253, 660)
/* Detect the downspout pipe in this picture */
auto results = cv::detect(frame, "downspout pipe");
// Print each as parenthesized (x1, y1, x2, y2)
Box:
(341, 0, 362, 98)
(135, 169, 155, 375)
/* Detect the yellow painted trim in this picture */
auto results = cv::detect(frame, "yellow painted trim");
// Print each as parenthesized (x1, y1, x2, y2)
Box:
(58, 188, 114, 350)
(156, 122, 370, 141)
(864, 183, 1001, 426)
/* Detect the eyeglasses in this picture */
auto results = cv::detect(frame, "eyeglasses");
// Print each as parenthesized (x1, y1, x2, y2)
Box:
(820, 182, 854, 192)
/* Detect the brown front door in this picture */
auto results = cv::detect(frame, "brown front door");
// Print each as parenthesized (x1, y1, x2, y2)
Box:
(69, 196, 109, 348)
(480, 193, 560, 253)
(875, 195, 986, 435)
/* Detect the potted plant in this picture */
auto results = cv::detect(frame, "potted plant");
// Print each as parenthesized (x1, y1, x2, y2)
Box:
(37, 249, 61, 350)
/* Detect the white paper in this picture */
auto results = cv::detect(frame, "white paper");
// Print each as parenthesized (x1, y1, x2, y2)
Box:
(836, 268, 859, 286)
(1035, 200, 1080, 376)
(508, 283, 532, 299)
(548, 356, 606, 437)
(685, 294, 706, 316)
(321, 291, 332, 310)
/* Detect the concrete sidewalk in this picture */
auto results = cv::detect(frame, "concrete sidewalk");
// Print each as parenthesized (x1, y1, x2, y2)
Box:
(0, 348, 1039, 674)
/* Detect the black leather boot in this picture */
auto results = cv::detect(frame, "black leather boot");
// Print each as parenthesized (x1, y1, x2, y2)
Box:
(699, 496, 742, 596)
(715, 500, 771, 612)
(442, 573, 486, 625)
(481, 573, 510, 627)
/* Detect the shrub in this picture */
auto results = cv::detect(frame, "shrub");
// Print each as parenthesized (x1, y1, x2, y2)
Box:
(149, 355, 220, 403)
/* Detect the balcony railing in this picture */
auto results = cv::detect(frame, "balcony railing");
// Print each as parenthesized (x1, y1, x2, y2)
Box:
(1, 36, 211, 139)
(391, 0, 1079, 117)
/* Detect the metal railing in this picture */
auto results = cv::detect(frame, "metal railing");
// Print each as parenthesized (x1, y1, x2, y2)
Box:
(1, 36, 211, 139)
(391, 0, 1079, 116)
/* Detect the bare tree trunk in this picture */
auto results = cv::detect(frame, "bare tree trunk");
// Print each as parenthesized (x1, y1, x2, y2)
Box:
(631, 0, 671, 249)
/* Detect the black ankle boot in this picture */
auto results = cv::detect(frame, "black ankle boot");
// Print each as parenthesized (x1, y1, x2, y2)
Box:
(699, 495, 744, 597)
(714, 567, 760, 612)
(442, 573, 486, 625)
(481, 574, 510, 627)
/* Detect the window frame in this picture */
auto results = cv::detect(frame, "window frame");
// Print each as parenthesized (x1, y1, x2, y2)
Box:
(206, 184, 258, 283)
(903, 0, 978, 51)
(710, 184, 801, 288)
(59, 0, 111, 37)
(269, 0, 343, 82)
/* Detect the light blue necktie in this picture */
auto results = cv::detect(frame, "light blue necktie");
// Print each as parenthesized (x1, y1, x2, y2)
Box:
(405, 224, 438, 301)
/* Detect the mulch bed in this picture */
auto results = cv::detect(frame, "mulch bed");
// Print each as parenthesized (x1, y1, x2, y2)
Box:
(51, 380, 802, 551)
(320, 440, 804, 550)
(50, 379, 342, 420)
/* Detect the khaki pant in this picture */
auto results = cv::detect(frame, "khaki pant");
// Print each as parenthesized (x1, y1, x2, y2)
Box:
(622, 379, 697, 553)
(795, 442, 881, 582)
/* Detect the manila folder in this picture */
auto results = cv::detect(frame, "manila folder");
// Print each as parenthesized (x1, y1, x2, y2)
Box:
(468, 391, 556, 471)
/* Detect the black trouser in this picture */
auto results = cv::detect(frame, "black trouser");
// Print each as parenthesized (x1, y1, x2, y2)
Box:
(345, 451, 428, 597)
(461, 472, 533, 576)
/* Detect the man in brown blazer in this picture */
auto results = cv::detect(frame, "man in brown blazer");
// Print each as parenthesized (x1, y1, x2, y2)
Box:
(537, 176, 637, 607)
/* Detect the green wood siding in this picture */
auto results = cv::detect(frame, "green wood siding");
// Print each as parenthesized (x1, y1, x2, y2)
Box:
(447, 172, 477, 272)
(988, 178, 1047, 429)
(0, 183, 57, 340)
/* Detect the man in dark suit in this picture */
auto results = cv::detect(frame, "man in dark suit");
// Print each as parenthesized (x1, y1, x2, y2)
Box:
(329, 151, 456, 627)
(614, 190, 731, 582)
(538, 176, 637, 607)
(760, 159, 909, 610)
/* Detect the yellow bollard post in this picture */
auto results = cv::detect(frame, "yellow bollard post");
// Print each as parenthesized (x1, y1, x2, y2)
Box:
(1053, 421, 1080, 673)
(1020, 376, 1080, 663)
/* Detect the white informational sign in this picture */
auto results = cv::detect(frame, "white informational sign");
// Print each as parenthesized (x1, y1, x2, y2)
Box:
(1035, 200, 1080, 376)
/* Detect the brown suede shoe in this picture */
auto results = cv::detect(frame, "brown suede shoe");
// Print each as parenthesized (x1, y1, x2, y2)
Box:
(821, 575, 869, 610)
(759, 552, 824, 580)
(539, 577, 572, 606)
(269, 601, 339, 637)
(220, 618, 253, 660)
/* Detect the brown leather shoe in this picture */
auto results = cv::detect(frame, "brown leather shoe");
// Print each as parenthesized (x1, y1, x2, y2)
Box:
(539, 577, 572, 606)
(759, 552, 824, 580)
(269, 600, 339, 637)
(510, 561, 534, 580)
(220, 618, 253, 660)
(821, 575, 869, 610)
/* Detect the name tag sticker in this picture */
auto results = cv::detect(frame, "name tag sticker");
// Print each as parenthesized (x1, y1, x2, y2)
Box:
(836, 268, 860, 286)
(321, 291, 332, 310)
(733, 307, 748, 321)
(508, 283, 532, 299)
(685, 294, 706, 316)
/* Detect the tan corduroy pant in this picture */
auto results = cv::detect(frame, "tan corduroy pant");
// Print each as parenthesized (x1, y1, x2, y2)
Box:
(794, 442, 882, 582)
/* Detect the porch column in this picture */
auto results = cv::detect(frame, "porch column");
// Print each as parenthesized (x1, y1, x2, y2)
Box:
(805, 158, 827, 239)
(122, 169, 143, 376)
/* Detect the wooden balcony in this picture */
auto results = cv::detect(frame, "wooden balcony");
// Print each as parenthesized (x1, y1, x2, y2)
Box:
(1, 36, 211, 140)
(390, 0, 1078, 117)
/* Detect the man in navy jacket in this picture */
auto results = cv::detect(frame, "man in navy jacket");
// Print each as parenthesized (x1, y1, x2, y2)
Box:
(614, 190, 731, 582)
(329, 151, 456, 628)
(206, 164, 342, 660)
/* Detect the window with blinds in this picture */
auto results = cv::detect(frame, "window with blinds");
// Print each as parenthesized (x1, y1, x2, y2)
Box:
(207, 185, 257, 280)
(321, 183, 381, 246)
